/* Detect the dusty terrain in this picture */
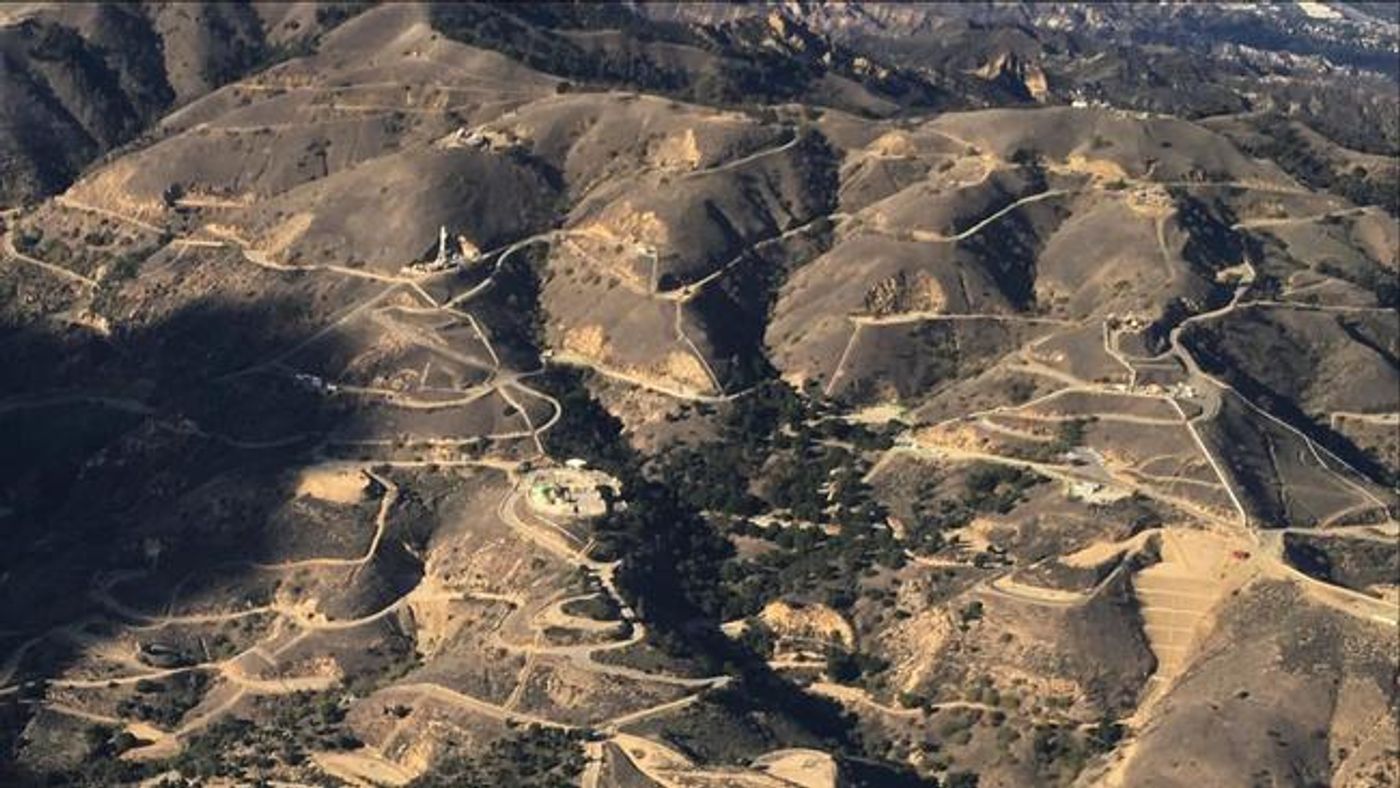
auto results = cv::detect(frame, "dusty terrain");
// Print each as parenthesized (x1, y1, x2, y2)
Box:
(1, 3, 1397, 787)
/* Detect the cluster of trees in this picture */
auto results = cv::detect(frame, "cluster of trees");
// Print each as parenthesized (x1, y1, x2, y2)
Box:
(536, 368, 636, 474)
(594, 475, 736, 637)
(22, 691, 362, 786)
(653, 381, 810, 514)
(634, 381, 921, 620)
(657, 381, 894, 519)
(14, 223, 163, 284)
(407, 726, 587, 788)
(720, 518, 906, 619)
(898, 712, 1119, 787)
(169, 692, 361, 780)
(117, 672, 209, 728)
(825, 648, 890, 684)
(534, 369, 740, 654)
(539, 378, 928, 776)
(900, 463, 1044, 557)
(560, 593, 621, 622)
(764, 444, 885, 525)
(314, 3, 371, 30)
(1028, 721, 1121, 786)
(342, 630, 422, 697)
(3, 723, 147, 787)
(533, 374, 1065, 785)
(959, 464, 1044, 516)
(586, 376, 1029, 652)
(1241, 116, 1399, 216)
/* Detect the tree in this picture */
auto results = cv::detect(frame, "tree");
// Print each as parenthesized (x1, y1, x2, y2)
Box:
(161, 183, 185, 207)
(826, 649, 861, 683)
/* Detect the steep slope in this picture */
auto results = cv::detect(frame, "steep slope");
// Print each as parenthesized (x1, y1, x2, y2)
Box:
(0, 1, 360, 206)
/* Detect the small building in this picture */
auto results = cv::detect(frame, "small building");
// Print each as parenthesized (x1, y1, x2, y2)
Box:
(1067, 480, 1132, 505)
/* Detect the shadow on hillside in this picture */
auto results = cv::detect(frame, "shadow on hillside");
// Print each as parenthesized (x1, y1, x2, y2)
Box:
(0, 296, 933, 785)
(0, 298, 395, 758)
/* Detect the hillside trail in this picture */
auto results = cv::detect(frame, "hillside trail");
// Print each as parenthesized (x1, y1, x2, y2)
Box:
(1, 230, 100, 286)
(8, 86, 1395, 785)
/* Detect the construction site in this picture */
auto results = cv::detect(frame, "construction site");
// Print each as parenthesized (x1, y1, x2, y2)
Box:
(524, 462, 619, 520)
